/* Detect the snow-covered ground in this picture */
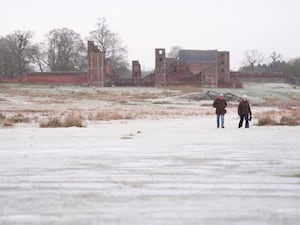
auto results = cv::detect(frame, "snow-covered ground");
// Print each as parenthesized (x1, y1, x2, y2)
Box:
(1, 115, 300, 225)
(1, 82, 300, 224)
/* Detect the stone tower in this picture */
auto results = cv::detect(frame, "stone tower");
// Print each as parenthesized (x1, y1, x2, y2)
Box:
(155, 48, 167, 87)
(87, 41, 104, 86)
(132, 60, 141, 79)
(218, 51, 230, 83)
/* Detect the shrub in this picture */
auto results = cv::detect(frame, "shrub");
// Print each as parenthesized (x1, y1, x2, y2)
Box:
(63, 114, 84, 127)
(2, 119, 13, 127)
(257, 116, 277, 126)
(40, 117, 62, 128)
(40, 114, 84, 128)
(96, 112, 115, 120)
(9, 114, 30, 123)
(88, 111, 134, 121)
(279, 116, 299, 126)
(0, 113, 5, 120)
(257, 115, 299, 126)
(1, 113, 31, 127)
(123, 113, 134, 120)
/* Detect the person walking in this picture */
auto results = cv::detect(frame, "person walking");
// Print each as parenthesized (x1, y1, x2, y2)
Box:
(238, 95, 252, 128)
(213, 93, 227, 128)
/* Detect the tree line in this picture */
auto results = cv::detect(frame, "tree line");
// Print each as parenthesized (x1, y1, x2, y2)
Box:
(0, 18, 129, 77)
(239, 50, 300, 79)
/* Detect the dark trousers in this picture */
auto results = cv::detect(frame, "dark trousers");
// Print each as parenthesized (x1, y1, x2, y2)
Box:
(239, 115, 249, 128)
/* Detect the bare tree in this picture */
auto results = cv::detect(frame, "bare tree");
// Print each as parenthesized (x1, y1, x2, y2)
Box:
(269, 51, 282, 71)
(0, 37, 12, 76)
(89, 18, 129, 77)
(167, 46, 182, 60)
(287, 57, 300, 78)
(29, 43, 48, 72)
(242, 50, 264, 71)
(0, 31, 36, 76)
(45, 28, 86, 71)
(270, 51, 282, 63)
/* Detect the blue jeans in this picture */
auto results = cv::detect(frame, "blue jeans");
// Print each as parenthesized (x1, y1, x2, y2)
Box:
(216, 114, 224, 128)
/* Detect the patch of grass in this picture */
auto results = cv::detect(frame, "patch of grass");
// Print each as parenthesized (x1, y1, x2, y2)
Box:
(8, 114, 30, 123)
(291, 173, 300, 178)
(279, 116, 299, 126)
(0, 113, 5, 120)
(169, 85, 202, 93)
(88, 111, 135, 121)
(2, 119, 13, 127)
(152, 100, 172, 104)
(39, 114, 84, 128)
(254, 98, 300, 107)
(40, 117, 62, 128)
(63, 114, 84, 127)
(257, 116, 278, 126)
(1, 113, 31, 127)
(121, 136, 133, 139)
(118, 100, 128, 104)
(256, 109, 300, 126)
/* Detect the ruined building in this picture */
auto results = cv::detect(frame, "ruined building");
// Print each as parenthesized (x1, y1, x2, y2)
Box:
(0, 41, 287, 87)
(154, 48, 234, 87)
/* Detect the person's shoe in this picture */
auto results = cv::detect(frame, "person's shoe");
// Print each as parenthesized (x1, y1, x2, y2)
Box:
(222, 126, 225, 128)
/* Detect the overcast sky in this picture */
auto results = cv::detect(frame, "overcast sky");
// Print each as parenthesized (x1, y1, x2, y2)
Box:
(1, 0, 300, 71)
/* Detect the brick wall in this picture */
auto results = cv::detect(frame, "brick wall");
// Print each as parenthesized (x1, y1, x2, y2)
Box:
(231, 72, 287, 83)
(0, 72, 88, 84)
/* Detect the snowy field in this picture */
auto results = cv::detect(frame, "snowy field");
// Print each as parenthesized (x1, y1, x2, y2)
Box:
(1, 117, 300, 225)
(1, 83, 300, 225)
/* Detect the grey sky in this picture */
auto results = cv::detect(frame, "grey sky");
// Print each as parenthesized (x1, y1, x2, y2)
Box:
(1, 0, 299, 71)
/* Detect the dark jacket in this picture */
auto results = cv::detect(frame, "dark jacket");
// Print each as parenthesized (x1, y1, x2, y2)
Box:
(238, 100, 252, 116)
(213, 97, 227, 114)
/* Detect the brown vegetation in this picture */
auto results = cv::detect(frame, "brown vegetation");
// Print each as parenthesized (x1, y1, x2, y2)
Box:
(0, 113, 31, 127)
(40, 117, 62, 128)
(256, 108, 300, 126)
(88, 111, 135, 121)
(169, 85, 202, 93)
(257, 116, 278, 126)
(253, 98, 300, 107)
(1, 84, 300, 128)
(39, 114, 84, 128)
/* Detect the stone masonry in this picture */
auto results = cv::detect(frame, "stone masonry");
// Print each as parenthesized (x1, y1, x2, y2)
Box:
(87, 40, 104, 86)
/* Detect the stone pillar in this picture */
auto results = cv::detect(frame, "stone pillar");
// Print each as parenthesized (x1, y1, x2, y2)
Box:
(87, 41, 104, 87)
(155, 48, 166, 87)
(132, 60, 141, 79)
(218, 51, 230, 83)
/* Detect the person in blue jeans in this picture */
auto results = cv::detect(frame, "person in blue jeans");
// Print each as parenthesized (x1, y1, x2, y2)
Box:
(213, 93, 227, 128)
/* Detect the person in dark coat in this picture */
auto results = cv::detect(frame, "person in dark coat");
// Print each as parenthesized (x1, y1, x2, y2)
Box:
(238, 95, 252, 128)
(213, 93, 227, 128)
